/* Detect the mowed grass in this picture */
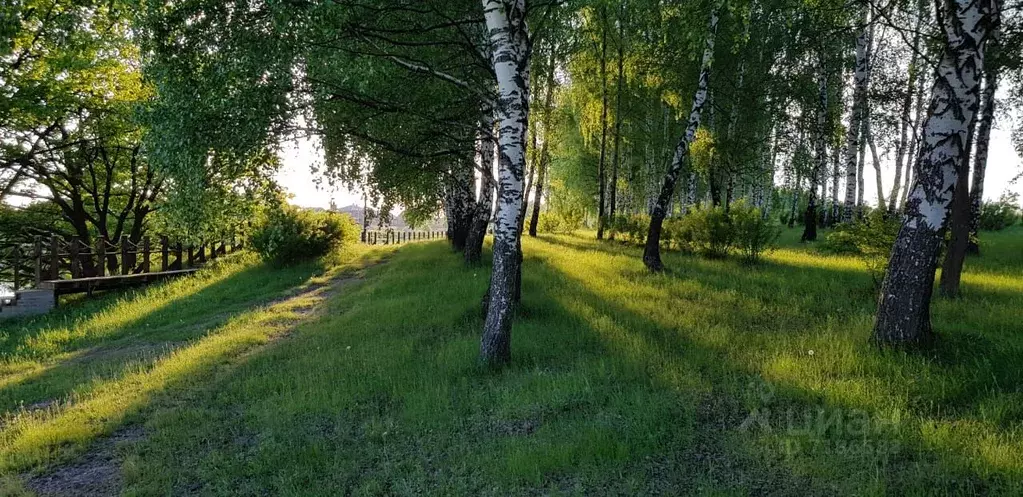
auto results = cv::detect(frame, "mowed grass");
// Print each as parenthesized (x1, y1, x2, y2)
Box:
(1, 228, 1022, 495)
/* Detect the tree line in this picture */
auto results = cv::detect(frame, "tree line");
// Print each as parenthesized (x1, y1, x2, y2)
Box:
(2, 0, 1021, 365)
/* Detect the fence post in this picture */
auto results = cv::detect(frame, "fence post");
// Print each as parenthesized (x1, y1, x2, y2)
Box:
(210, 241, 218, 261)
(96, 238, 106, 277)
(142, 237, 151, 273)
(187, 245, 195, 267)
(50, 235, 60, 280)
(34, 236, 42, 286)
(174, 243, 183, 270)
(13, 246, 20, 292)
(69, 237, 81, 278)
(121, 236, 130, 275)
(161, 236, 169, 272)
(198, 244, 206, 264)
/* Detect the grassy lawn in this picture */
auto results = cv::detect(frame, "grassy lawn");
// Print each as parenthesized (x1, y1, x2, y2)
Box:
(1, 228, 1021, 495)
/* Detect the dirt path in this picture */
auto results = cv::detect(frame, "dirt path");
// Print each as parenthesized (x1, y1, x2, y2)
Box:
(21, 268, 372, 497)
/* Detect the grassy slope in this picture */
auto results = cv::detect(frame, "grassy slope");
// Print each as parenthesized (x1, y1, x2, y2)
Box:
(1, 229, 1022, 495)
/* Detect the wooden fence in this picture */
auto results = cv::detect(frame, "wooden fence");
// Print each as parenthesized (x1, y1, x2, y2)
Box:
(0, 235, 242, 292)
(361, 230, 446, 245)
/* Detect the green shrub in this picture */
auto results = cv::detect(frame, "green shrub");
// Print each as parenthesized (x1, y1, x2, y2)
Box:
(979, 193, 1021, 231)
(679, 205, 733, 258)
(535, 209, 583, 234)
(730, 200, 781, 263)
(610, 213, 649, 244)
(821, 209, 899, 286)
(250, 206, 360, 266)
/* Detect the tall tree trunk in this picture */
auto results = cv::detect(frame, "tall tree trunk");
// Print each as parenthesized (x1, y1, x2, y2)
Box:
(529, 44, 557, 238)
(889, 6, 923, 212)
(480, 0, 530, 366)
(939, 120, 976, 297)
(873, 0, 997, 347)
(968, 61, 998, 254)
(642, 1, 719, 271)
(867, 121, 887, 209)
(609, 8, 624, 238)
(445, 155, 476, 251)
(803, 62, 828, 242)
(466, 116, 497, 265)
(596, 7, 609, 240)
(842, 4, 870, 222)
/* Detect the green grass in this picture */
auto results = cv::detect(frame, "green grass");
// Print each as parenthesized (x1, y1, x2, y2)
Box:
(1, 228, 1021, 495)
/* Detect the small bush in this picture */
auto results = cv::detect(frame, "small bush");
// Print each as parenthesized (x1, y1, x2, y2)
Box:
(979, 193, 1021, 231)
(730, 200, 781, 263)
(680, 205, 733, 258)
(610, 213, 649, 244)
(821, 209, 899, 286)
(535, 209, 583, 234)
(250, 206, 360, 266)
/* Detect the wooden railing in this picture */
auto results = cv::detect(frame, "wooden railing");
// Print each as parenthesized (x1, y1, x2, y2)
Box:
(361, 230, 446, 245)
(0, 235, 242, 292)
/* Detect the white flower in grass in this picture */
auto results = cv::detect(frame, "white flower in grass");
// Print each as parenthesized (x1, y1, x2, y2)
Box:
(808, 349, 815, 356)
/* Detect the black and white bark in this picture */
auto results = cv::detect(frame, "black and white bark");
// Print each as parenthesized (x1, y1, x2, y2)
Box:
(479, 0, 530, 366)
(445, 156, 476, 250)
(466, 116, 497, 265)
(968, 58, 998, 253)
(642, 1, 720, 271)
(873, 0, 998, 347)
(842, 3, 870, 222)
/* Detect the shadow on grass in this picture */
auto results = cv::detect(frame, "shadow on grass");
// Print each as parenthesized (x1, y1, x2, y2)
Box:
(515, 233, 1022, 494)
(0, 255, 322, 414)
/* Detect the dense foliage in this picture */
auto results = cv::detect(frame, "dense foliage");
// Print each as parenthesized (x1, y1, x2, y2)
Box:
(821, 210, 901, 286)
(251, 206, 360, 266)
(610, 202, 780, 262)
(978, 193, 1021, 231)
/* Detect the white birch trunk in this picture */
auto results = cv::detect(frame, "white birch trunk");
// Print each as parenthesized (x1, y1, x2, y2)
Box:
(642, 1, 720, 271)
(873, 0, 998, 346)
(480, 0, 530, 366)
(842, 4, 870, 222)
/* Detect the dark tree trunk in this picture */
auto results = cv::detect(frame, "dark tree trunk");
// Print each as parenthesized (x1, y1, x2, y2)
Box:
(968, 62, 998, 254)
(528, 41, 557, 238)
(608, 8, 624, 239)
(445, 156, 475, 251)
(939, 156, 972, 298)
(466, 117, 497, 265)
(802, 61, 828, 242)
(873, 0, 997, 347)
(596, 7, 609, 240)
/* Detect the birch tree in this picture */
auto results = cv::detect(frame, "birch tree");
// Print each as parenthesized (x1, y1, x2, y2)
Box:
(642, 1, 720, 272)
(842, 3, 870, 222)
(873, 0, 1000, 347)
(479, 0, 531, 366)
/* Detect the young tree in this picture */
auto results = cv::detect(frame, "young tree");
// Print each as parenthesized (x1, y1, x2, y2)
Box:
(873, 0, 1000, 347)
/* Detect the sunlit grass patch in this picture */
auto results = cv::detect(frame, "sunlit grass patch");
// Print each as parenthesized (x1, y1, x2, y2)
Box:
(2, 230, 1021, 494)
